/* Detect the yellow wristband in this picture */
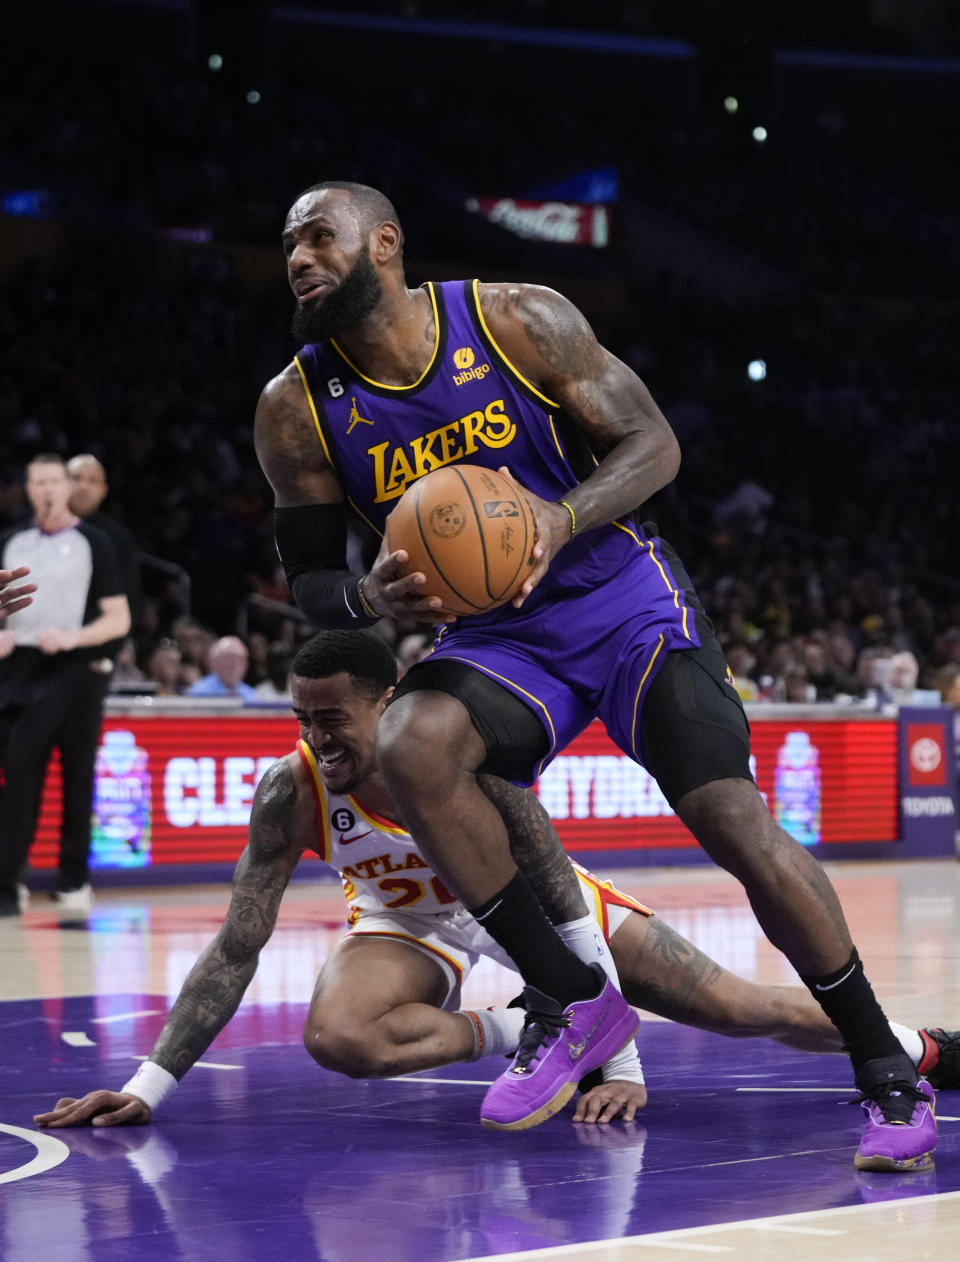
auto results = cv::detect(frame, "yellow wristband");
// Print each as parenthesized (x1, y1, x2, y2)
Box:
(558, 498, 576, 537)
(357, 577, 378, 619)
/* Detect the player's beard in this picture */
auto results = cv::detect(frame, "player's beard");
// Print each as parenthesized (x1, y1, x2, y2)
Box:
(291, 248, 383, 344)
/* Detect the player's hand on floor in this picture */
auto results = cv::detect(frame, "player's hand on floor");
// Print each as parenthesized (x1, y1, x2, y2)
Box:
(573, 1078, 648, 1124)
(34, 1091, 152, 1128)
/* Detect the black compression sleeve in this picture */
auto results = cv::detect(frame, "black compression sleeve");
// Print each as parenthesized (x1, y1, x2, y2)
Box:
(290, 570, 378, 628)
(274, 504, 349, 576)
(274, 505, 378, 628)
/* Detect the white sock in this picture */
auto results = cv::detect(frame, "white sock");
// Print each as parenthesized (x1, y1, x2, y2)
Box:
(556, 913, 644, 1085)
(890, 1021, 924, 1066)
(461, 1006, 526, 1059)
(598, 1035, 646, 1085)
(555, 913, 619, 989)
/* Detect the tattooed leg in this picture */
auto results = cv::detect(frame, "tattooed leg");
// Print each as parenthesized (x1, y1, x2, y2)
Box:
(610, 913, 844, 1054)
(477, 774, 588, 924)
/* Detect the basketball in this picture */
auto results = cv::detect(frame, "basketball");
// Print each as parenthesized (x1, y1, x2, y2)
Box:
(385, 464, 538, 615)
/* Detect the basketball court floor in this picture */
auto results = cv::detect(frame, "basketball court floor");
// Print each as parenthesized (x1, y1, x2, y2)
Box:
(2, 857, 958, 1261)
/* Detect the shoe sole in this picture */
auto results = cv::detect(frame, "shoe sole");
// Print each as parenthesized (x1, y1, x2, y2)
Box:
(854, 1149, 935, 1173)
(480, 1032, 637, 1132)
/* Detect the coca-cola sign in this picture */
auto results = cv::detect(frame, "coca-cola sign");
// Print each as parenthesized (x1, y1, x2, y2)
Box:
(466, 197, 609, 247)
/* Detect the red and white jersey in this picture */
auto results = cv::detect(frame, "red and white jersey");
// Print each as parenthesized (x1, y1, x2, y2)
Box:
(297, 741, 458, 922)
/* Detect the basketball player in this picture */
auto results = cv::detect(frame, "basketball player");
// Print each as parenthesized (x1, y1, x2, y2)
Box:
(253, 182, 933, 1167)
(35, 632, 958, 1141)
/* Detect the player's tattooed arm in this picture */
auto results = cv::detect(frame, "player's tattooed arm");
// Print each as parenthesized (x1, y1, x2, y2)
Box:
(479, 775, 588, 924)
(149, 760, 306, 1080)
(254, 362, 345, 507)
(478, 282, 680, 539)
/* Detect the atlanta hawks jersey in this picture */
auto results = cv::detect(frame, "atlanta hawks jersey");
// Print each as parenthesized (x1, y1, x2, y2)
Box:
(296, 741, 456, 921)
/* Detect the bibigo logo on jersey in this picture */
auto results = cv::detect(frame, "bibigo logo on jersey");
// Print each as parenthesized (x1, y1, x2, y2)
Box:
(452, 346, 491, 386)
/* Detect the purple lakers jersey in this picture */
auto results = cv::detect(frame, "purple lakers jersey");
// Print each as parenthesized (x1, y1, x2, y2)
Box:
(296, 279, 690, 624)
(296, 280, 700, 780)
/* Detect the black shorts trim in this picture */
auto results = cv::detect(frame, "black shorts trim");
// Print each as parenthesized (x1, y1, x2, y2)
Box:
(392, 658, 548, 781)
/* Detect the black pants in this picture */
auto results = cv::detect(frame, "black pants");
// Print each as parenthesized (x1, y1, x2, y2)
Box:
(0, 651, 109, 899)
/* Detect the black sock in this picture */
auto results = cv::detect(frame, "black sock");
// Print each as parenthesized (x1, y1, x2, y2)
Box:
(800, 949, 904, 1071)
(469, 870, 599, 1006)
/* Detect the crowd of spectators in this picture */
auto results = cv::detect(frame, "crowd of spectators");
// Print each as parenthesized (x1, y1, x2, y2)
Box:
(2, 12, 959, 723)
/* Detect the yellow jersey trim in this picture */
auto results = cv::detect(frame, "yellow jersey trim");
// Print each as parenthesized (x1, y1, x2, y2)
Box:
(294, 356, 335, 470)
(471, 279, 560, 410)
(644, 539, 693, 640)
(346, 495, 383, 538)
(296, 740, 333, 864)
(293, 360, 381, 536)
(330, 284, 441, 391)
(630, 634, 665, 759)
(612, 519, 643, 546)
(546, 414, 568, 464)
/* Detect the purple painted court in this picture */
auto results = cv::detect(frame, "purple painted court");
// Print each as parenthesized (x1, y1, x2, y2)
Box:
(2, 864, 958, 1261)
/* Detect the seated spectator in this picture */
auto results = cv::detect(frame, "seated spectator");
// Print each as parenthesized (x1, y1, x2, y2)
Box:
(803, 635, 859, 702)
(187, 636, 259, 700)
(110, 638, 148, 691)
(245, 631, 270, 688)
(254, 641, 293, 700)
(171, 616, 216, 677)
(783, 663, 815, 703)
(931, 664, 960, 767)
(827, 628, 862, 696)
(147, 639, 187, 696)
(395, 631, 432, 678)
(888, 650, 920, 706)
(724, 639, 759, 703)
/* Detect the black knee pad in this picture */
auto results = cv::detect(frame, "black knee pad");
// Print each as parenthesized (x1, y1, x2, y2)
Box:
(392, 658, 548, 781)
(640, 634, 753, 808)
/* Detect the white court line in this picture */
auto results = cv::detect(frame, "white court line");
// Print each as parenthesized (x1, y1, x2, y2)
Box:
(387, 1076, 493, 1086)
(61, 1031, 96, 1047)
(131, 1055, 241, 1070)
(0, 1123, 70, 1186)
(634, 1244, 731, 1254)
(746, 1223, 844, 1236)
(90, 1009, 161, 1024)
(459, 1190, 960, 1261)
(736, 1087, 850, 1093)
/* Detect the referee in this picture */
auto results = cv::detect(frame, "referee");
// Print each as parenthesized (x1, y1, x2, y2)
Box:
(67, 453, 143, 655)
(0, 454, 131, 917)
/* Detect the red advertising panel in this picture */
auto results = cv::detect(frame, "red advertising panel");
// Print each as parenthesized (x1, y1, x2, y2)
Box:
(536, 717, 898, 852)
(32, 714, 293, 871)
(29, 713, 899, 871)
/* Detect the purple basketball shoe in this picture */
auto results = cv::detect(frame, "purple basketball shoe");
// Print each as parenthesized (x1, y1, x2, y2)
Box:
(854, 1055, 936, 1173)
(480, 964, 640, 1131)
